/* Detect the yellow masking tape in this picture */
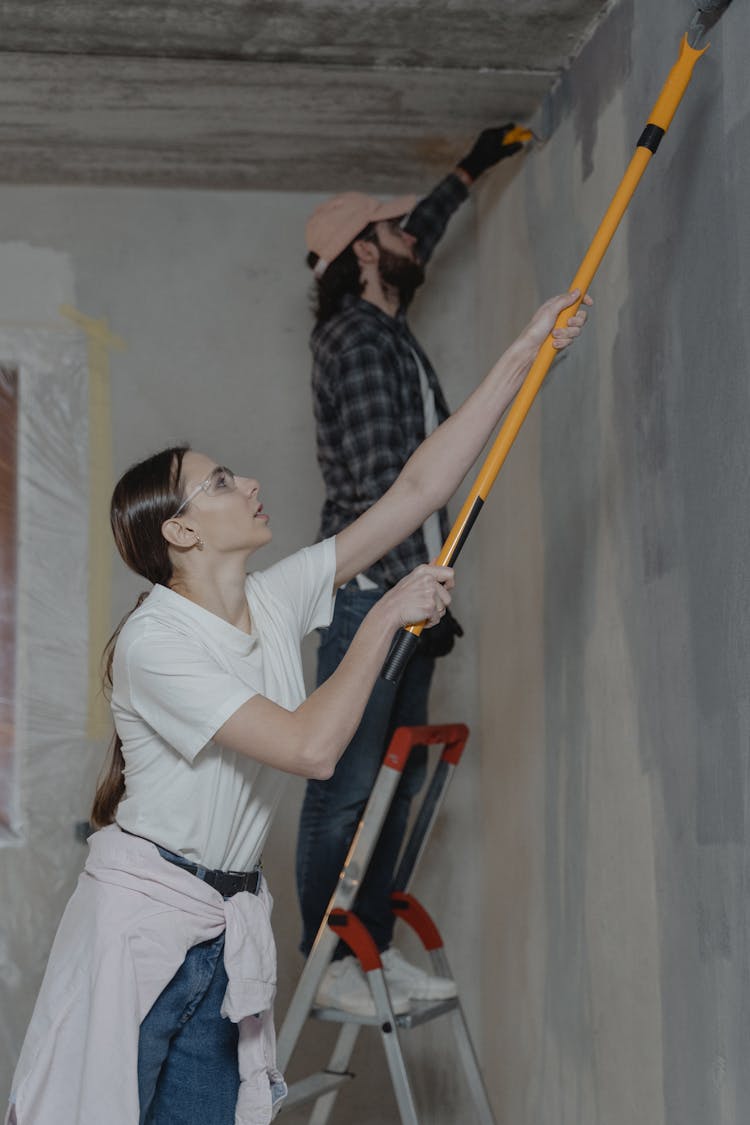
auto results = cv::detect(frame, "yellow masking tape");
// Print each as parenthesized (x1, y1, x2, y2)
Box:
(60, 306, 126, 740)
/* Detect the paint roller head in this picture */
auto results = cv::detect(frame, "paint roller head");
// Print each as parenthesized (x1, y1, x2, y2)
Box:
(687, 0, 734, 46)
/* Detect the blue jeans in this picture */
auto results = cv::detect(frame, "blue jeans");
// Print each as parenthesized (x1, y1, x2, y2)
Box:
(137, 848, 239, 1125)
(296, 583, 434, 956)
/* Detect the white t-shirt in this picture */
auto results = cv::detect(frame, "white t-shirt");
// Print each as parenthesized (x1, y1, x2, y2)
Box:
(112, 538, 336, 871)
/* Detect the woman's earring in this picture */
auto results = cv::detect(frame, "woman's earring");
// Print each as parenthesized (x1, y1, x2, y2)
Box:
(195, 536, 204, 551)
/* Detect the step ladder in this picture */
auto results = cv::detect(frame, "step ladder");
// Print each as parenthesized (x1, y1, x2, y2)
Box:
(277, 722, 496, 1124)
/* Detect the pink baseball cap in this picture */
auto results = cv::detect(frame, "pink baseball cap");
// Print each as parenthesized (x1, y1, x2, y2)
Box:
(306, 192, 418, 278)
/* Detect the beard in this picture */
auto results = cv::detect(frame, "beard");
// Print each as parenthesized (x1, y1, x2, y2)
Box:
(377, 247, 426, 308)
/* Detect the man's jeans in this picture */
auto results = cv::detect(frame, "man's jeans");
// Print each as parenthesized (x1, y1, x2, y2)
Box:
(296, 583, 434, 956)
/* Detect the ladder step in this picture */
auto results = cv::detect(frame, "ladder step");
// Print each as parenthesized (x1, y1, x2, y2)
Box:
(310, 996, 459, 1028)
(396, 996, 459, 1028)
(275, 726, 499, 1122)
(283, 1070, 354, 1110)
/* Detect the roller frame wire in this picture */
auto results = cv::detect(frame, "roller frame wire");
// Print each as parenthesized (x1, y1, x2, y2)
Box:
(688, 0, 734, 46)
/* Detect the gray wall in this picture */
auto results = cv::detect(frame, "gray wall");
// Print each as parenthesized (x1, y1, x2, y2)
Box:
(475, 1, 750, 1122)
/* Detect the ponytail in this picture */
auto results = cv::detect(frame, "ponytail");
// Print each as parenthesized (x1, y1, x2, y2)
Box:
(89, 735, 126, 831)
(90, 444, 190, 830)
(90, 593, 148, 829)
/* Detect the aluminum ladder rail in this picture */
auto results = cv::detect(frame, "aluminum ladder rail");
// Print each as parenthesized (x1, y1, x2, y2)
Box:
(276, 722, 496, 1124)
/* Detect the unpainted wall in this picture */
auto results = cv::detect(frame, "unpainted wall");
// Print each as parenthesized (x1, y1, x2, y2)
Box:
(0, 183, 482, 1124)
(475, 0, 750, 1122)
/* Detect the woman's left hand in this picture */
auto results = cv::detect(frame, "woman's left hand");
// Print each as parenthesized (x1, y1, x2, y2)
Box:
(521, 289, 594, 353)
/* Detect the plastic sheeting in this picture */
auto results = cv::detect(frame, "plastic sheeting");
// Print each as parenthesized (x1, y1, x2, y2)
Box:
(0, 365, 18, 832)
(0, 328, 99, 1107)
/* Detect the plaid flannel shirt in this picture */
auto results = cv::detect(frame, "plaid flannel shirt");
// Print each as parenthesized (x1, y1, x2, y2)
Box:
(311, 173, 469, 588)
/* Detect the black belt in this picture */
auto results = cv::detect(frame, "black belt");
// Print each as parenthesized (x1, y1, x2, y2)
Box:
(199, 865, 261, 898)
(121, 828, 261, 898)
(158, 848, 262, 898)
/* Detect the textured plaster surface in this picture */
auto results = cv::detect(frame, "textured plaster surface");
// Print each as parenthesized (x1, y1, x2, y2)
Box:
(476, 0, 750, 1121)
(0, 53, 551, 193)
(0, 0, 608, 68)
(0, 1, 610, 190)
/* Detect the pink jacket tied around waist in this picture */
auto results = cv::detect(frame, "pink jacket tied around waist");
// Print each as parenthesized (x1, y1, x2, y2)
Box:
(6, 824, 286, 1125)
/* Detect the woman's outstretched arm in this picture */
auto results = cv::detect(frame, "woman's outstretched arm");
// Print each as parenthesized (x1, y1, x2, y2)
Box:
(333, 289, 592, 588)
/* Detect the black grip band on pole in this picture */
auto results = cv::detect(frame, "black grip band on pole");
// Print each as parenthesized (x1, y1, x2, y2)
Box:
(382, 629, 420, 685)
(443, 497, 484, 567)
(380, 496, 485, 687)
(637, 124, 666, 153)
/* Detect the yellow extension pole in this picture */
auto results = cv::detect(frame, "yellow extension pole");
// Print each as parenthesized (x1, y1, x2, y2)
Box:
(383, 34, 709, 677)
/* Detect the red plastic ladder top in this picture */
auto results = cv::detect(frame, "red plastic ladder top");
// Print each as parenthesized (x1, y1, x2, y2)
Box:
(383, 722, 469, 773)
(390, 893, 444, 952)
(328, 909, 383, 972)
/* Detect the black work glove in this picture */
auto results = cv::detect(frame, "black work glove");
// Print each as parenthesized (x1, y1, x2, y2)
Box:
(418, 607, 464, 660)
(457, 124, 524, 181)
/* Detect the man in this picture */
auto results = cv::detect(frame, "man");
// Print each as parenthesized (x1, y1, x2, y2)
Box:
(297, 126, 525, 1016)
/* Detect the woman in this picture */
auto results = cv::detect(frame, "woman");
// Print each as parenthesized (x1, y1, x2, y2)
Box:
(7, 290, 590, 1125)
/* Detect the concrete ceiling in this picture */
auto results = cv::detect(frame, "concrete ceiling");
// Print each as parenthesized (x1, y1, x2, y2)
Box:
(0, 1, 612, 192)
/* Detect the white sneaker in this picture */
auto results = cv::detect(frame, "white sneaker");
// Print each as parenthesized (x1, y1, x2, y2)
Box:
(381, 947, 457, 1001)
(315, 955, 411, 1017)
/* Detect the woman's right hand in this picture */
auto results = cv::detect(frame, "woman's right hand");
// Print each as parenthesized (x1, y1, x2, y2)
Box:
(378, 564, 455, 630)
